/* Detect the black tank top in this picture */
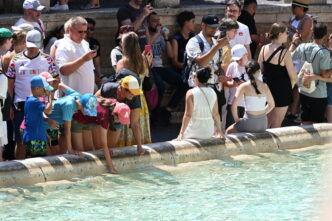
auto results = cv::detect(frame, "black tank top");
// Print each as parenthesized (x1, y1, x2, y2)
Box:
(262, 46, 292, 107)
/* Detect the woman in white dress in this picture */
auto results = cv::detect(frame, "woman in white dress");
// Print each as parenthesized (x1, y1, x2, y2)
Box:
(175, 67, 225, 140)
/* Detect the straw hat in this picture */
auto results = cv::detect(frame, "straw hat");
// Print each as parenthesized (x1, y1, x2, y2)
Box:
(292, 0, 309, 8)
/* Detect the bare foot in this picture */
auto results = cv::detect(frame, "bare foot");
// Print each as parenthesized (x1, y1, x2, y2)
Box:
(137, 146, 145, 156)
(109, 166, 119, 174)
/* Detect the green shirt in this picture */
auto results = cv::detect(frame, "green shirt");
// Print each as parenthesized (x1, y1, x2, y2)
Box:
(291, 43, 330, 98)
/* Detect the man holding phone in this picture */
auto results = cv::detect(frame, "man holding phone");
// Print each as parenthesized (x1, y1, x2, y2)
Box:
(116, 0, 153, 50)
(56, 16, 96, 95)
(186, 14, 229, 118)
(147, 12, 186, 125)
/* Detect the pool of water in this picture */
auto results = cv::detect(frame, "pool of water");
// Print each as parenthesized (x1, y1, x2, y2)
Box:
(0, 146, 331, 221)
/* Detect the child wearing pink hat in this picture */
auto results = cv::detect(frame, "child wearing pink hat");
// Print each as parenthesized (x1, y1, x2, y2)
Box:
(72, 98, 130, 173)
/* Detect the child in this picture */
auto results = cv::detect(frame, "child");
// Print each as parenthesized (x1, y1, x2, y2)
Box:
(23, 76, 53, 157)
(46, 82, 97, 155)
(73, 98, 131, 173)
(225, 44, 249, 128)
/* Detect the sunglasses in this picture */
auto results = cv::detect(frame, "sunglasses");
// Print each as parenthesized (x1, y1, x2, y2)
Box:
(77, 30, 88, 34)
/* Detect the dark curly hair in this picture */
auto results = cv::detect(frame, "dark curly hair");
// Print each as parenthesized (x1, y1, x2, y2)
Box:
(196, 66, 211, 84)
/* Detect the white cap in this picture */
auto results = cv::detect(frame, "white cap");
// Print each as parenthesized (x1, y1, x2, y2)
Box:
(11, 23, 34, 32)
(23, 0, 45, 11)
(26, 29, 42, 48)
(231, 44, 248, 61)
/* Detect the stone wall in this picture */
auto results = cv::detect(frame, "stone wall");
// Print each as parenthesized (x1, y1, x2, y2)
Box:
(0, 4, 332, 73)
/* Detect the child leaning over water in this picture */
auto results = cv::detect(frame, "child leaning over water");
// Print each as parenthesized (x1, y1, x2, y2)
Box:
(23, 76, 53, 157)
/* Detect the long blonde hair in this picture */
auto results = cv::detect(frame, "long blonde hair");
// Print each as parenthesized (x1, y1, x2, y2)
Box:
(121, 32, 148, 75)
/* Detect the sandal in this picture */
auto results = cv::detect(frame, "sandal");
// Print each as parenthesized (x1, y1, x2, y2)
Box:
(80, 3, 100, 10)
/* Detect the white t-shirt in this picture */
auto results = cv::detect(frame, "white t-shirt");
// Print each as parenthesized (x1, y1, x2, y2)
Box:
(6, 51, 58, 103)
(110, 46, 123, 71)
(56, 38, 95, 94)
(186, 32, 221, 85)
(226, 61, 248, 106)
(14, 18, 45, 38)
(229, 21, 251, 48)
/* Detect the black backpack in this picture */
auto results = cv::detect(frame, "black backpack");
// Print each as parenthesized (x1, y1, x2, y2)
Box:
(182, 35, 204, 84)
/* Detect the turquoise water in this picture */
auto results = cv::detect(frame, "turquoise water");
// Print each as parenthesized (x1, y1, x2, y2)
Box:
(0, 146, 330, 221)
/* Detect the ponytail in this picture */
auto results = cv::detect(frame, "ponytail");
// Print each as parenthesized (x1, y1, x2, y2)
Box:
(245, 60, 261, 95)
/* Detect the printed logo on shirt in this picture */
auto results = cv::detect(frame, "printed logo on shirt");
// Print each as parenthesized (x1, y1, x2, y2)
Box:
(18, 68, 40, 76)
(239, 32, 244, 36)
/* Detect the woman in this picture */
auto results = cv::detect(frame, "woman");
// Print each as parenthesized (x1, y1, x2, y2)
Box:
(115, 32, 152, 152)
(170, 11, 195, 73)
(258, 23, 297, 128)
(287, 0, 313, 122)
(175, 67, 225, 140)
(226, 61, 275, 134)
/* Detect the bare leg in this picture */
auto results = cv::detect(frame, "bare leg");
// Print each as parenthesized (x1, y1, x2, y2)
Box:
(267, 106, 288, 128)
(71, 132, 84, 152)
(15, 141, 25, 159)
(289, 86, 300, 116)
(58, 134, 67, 154)
(327, 107, 332, 123)
(91, 125, 101, 150)
(225, 123, 238, 134)
(82, 129, 94, 151)
(107, 130, 121, 148)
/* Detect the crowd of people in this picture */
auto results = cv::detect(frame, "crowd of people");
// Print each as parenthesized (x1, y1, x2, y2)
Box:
(1, 0, 332, 173)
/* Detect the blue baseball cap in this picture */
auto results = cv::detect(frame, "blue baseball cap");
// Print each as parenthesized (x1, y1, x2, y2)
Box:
(80, 94, 97, 117)
(30, 76, 54, 91)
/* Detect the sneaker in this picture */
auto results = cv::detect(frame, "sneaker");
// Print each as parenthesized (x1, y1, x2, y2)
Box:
(50, 4, 69, 11)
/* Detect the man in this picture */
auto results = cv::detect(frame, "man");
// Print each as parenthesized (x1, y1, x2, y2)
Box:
(6, 29, 58, 159)
(147, 12, 185, 124)
(56, 16, 97, 95)
(238, 0, 260, 57)
(85, 18, 102, 88)
(96, 73, 145, 155)
(13, 0, 46, 38)
(116, 0, 153, 50)
(186, 14, 228, 116)
(290, 23, 332, 125)
(225, 0, 252, 60)
(216, 18, 239, 131)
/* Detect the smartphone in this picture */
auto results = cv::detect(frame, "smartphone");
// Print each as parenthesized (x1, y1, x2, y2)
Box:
(233, 77, 240, 82)
(144, 44, 151, 55)
(219, 25, 227, 38)
(91, 45, 99, 51)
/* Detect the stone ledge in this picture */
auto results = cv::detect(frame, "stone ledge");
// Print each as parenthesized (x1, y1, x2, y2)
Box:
(0, 123, 331, 187)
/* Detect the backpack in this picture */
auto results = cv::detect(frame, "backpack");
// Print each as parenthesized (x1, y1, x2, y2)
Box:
(298, 44, 325, 94)
(182, 35, 204, 86)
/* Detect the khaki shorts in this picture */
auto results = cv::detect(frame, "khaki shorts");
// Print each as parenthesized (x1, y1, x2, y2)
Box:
(71, 120, 92, 133)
